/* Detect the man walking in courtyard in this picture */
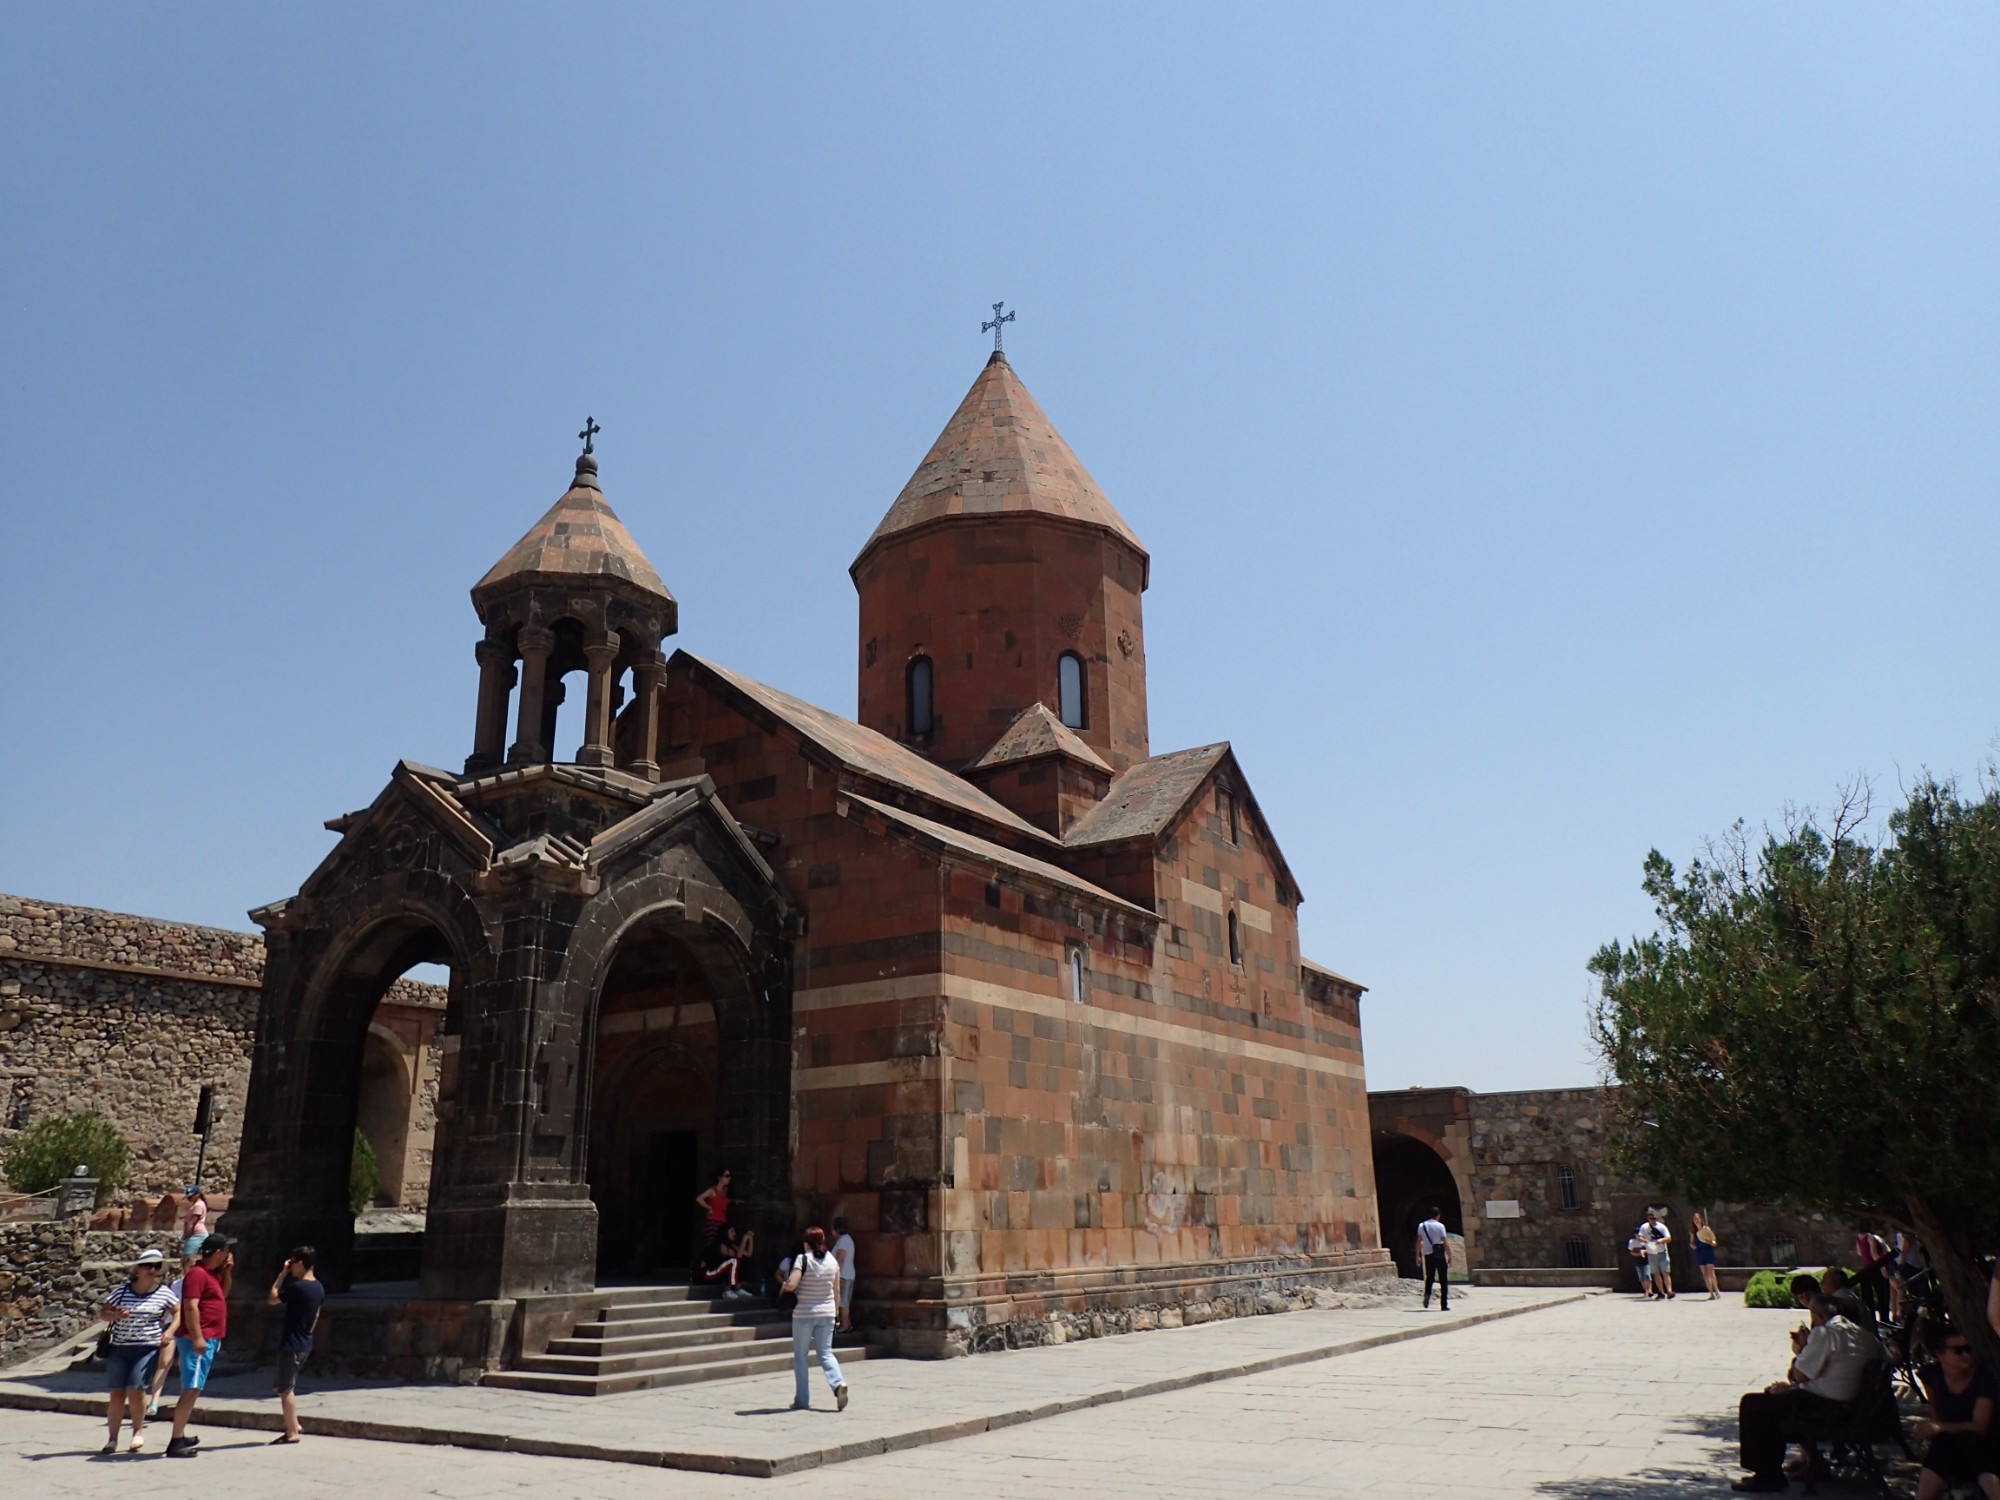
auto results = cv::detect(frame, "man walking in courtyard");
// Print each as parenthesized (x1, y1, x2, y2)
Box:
(1417, 1208, 1451, 1311)
(166, 1232, 233, 1458)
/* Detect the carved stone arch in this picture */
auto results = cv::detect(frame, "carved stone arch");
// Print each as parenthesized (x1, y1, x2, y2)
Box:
(563, 807, 796, 1264)
(230, 858, 497, 1292)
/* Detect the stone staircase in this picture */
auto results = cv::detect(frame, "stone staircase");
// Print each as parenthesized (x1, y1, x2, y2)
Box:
(481, 1285, 870, 1396)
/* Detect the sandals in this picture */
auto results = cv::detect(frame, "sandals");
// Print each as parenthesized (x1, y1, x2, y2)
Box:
(271, 1434, 301, 1445)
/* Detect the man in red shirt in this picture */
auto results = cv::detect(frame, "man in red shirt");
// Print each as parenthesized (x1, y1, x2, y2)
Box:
(166, 1233, 233, 1458)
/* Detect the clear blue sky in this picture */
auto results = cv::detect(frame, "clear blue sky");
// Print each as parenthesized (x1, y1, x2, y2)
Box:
(3, 8, 1996, 1093)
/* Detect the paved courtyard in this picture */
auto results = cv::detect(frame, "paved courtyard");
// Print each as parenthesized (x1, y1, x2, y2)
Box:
(0, 1289, 1804, 1498)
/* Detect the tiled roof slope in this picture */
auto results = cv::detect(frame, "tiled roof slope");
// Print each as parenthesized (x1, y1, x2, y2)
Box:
(1063, 743, 1230, 846)
(842, 795, 1153, 919)
(967, 702, 1112, 774)
(475, 458, 672, 603)
(853, 352, 1146, 573)
(677, 653, 1054, 845)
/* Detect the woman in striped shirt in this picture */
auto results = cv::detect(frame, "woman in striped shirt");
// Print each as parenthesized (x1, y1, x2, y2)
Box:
(99, 1248, 180, 1453)
(782, 1226, 849, 1411)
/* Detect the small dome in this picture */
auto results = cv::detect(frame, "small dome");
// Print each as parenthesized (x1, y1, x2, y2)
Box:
(474, 454, 673, 608)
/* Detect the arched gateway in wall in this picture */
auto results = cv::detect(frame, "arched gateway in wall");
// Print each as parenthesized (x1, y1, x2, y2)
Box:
(226, 449, 797, 1302)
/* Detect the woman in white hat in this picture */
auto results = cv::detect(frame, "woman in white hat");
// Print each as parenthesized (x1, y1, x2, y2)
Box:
(98, 1248, 180, 1453)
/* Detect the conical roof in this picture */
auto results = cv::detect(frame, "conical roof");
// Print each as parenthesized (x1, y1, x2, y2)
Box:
(474, 454, 672, 605)
(853, 352, 1146, 576)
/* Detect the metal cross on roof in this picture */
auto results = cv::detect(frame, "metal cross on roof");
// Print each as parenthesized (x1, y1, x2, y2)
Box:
(981, 301, 1016, 354)
(578, 416, 601, 456)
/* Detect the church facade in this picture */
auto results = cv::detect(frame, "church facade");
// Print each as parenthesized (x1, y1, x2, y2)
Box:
(225, 350, 1387, 1360)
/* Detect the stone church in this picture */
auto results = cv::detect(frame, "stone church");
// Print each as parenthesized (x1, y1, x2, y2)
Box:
(225, 347, 1386, 1360)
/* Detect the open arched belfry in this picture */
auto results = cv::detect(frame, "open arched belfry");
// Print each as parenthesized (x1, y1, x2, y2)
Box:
(229, 350, 1387, 1375)
(229, 445, 800, 1306)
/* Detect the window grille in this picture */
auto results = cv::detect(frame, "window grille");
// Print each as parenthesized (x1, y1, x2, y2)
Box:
(1563, 1235, 1591, 1269)
(1556, 1163, 1579, 1211)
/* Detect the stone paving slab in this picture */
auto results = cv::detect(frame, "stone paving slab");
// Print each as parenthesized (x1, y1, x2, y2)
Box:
(0, 1286, 1577, 1477)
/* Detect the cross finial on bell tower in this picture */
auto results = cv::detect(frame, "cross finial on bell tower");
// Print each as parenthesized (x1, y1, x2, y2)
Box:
(578, 415, 601, 456)
(982, 302, 1016, 355)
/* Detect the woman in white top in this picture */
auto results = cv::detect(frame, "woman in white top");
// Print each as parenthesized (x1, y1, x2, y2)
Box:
(782, 1226, 848, 1411)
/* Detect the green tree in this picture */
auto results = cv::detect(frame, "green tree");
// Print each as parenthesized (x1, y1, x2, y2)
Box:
(1591, 777, 2000, 1365)
(3, 1111, 130, 1208)
(349, 1127, 379, 1215)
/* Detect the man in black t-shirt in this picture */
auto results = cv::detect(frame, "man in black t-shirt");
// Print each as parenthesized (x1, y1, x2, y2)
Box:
(265, 1246, 325, 1445)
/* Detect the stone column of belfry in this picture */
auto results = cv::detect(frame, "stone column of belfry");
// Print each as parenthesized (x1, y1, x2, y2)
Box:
(629, 652, 665, 780)
(469, 637, 516, 770)
(577, 631, 620, 768)
(509, 625, 556, 764)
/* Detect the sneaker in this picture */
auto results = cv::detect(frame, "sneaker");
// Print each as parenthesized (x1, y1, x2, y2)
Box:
(1730, 1476, 1786, 1493)
(164, 1436, 196, 1458)
(836, 1384, 849, 1411)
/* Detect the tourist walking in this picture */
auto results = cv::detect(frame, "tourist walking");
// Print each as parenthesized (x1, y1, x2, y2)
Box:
(166, 1232, 234, 1458)
(1641, 1210, 1675, 1299)
(144, 1241, 196, 1418)
(783, 1226, 848, 1411)
(1912, 1327, 1999, 1500)
(1691, 1212, 1721, 1300)
(180, 1185, 209, 1260)
(265, 1245, 324, 1445)
(1416, 1207, 1450, 1311)
(98, 1248, 180, 1454)
(831, 1216, 856, 1332)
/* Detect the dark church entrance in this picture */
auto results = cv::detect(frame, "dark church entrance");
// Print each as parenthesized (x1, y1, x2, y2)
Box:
(587, 922, 721, 1279)
(1372, 1131, 1463, 1278)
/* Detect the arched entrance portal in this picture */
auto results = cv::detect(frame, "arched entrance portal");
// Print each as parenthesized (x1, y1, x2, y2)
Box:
(588, 925, 720, 1278)
(1373, 1132, 1462, 1277)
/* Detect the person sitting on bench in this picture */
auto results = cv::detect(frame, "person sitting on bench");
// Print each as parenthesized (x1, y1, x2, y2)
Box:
(1914, 1327, 1999, 1500)
(1732, 1283, 1873, 1493)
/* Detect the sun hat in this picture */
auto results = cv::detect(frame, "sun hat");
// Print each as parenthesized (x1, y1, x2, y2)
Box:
(134, 1248, 166, 1266)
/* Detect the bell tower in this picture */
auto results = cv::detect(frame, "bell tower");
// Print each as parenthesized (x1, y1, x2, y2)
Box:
(464, 432, 677, 778)
(851, 351, 1150, 773)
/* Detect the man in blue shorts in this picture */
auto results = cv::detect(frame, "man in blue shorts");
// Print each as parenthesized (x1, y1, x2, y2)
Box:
(166, 1232, 234, 1458)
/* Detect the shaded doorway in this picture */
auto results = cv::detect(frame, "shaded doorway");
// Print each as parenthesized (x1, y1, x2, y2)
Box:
(587, 924, 720, 1280)
(1372, 1131, 1462, 1277)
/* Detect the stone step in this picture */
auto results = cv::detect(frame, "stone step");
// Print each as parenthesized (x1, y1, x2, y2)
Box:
(573, 1306, 784, 1339)
(481, 1343, 871, 1397)
(549, 1319, 787, 1357)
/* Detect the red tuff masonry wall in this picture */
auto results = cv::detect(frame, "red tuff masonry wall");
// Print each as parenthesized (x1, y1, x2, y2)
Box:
(853, 518, 1150, 774)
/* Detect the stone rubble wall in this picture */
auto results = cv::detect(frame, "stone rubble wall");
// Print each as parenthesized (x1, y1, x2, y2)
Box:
(1464, 1087, 1852, 1274)
(0, 894, 444, 1204)
(0, 1221, 95, 1367)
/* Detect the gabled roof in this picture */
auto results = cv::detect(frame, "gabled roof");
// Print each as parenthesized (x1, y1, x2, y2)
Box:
(675, 653, 1056, 846)
(1065, 740, 1304, 901)
(1063, 743, 1231, 847)
(967, 702, 1112, 774)
(853, 352, 1147, 577)
(474, 456, 672, 605)
(841, 794, 1154, 921)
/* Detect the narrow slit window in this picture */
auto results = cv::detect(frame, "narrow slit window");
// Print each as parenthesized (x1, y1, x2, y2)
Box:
(907, 655, 934, 738)
(1227, 909, 1242, 965)
(1556, 1163, 1579, 1211)
(1219, 786, 1239, 843)
(1057, 652, 1086, 729)
(1068, 946, 1087, 1003)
